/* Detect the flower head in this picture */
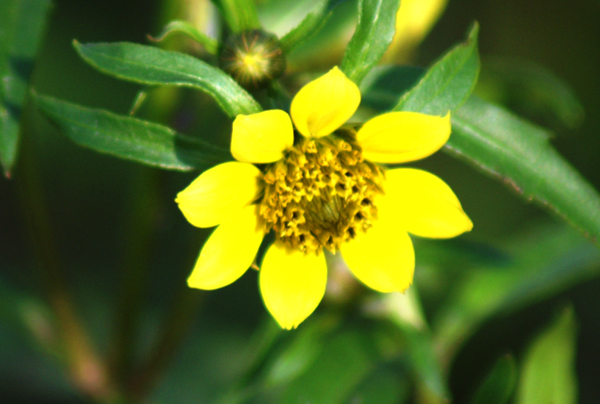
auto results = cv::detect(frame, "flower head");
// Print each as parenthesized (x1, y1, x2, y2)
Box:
(176, 67, 472, 329)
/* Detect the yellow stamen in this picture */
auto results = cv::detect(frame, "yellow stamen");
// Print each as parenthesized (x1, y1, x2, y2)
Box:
(258, 129, 385, 254)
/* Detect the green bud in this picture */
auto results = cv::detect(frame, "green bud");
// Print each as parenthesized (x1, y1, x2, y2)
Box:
(219, 29, 286, 90)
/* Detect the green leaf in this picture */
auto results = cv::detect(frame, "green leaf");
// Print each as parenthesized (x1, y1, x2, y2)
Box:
(33, 93, 231, 171)
(393, 23, 480, 115)
(360, 65, 425, 112)
(280, 0, 350, 53)
(268, 318, 409, 404)
(403, 324, 450, 402)
(449, 96, 600, 246)
(0, 321, 76, 400)
(282, 330, 376, 404)
(0, 276, 55, 352)
(478, 57, 584, 130)
(0, 0, 51, 176)
(516, 307, 578, 404)
(378, 291, 449, 402)
(262, 320, 328, 387)
(471, 355, 517, 404)
(345, 367, 409, 404)
(340, 0, 401, 85)
(74, 41, 262, 118)
(212, 0, 261, 33)
(433, 223, 600, 362)
(149, 20, 219, 54)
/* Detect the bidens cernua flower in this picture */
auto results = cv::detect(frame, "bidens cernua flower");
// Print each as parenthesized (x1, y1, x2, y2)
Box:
(176, 67, 472, 329)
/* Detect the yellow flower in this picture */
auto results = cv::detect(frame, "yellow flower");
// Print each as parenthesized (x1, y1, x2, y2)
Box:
(176, 67, 472, 329)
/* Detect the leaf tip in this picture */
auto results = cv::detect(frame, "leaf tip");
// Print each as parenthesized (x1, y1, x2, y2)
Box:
(467, 21, 480, 42)
(29, 88, 39, 103)
(72, 39, 83, 54)
(147, 33, 160, 43)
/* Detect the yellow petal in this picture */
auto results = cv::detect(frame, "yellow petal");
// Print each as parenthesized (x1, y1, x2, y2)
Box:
(384, 0, 447, 61)
(382, 168, 473, 238)
(357, 111, 451, 163)
(340, 209, 414, 293)
(259, 244, 327, 329)
(231, 110, 294, 163)
(188, 205, 264, 290)
(290, 66, 361, 138)
(176, 162, 262, 228)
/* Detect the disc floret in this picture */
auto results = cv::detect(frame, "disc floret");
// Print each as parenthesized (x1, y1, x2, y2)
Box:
(259, 129, 385, 254)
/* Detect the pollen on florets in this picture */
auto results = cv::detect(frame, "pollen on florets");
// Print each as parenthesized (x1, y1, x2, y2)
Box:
(258, 129, 385, 254)
(219, 29, 286, 89)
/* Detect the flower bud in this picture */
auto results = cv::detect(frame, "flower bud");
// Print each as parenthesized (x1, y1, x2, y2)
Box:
(219, 29, 286, 90)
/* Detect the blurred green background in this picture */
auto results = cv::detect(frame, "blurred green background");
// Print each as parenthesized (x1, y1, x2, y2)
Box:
(1, 0, 599, 402)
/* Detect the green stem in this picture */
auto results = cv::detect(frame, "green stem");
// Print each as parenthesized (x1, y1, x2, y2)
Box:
(374, 289, 451, 404)
(218, 0, 261, 33)
(110, 168, 161, 390)
(17, 133, 117, 401)
(213, 317, 282, 404)
(126, 281, 204, 401)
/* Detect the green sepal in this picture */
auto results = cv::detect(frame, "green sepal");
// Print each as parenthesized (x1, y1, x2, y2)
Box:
(393, 22, 480, 115)
(73, 41, 262, 118)
(0, 0, 52, 176)
(149, 20, 219, 54)
(341, 0, 401, 85)
(33, 93, 232, 171)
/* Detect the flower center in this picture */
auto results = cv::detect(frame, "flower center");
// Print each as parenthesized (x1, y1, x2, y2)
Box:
(258, 130, 385, 254)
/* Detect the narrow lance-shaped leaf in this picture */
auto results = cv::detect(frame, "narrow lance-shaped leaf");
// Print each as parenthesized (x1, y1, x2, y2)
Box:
(74, 41, 262, 118)
(359, 65, 425, 112)
(401, 323, 450, 402)
(384, 292, 450, 402)
(0, 0, 52, 176)
(471, 355, 517, 404)
(366, 291, 448, 402)
(259, 315, 339, 389)
(149, 20, 219, 55)
(479, 57, 584, 130)
(341, 0, 401, 85)
(282, 331, 376, 404)
(280, 0, 351, 53)
(393, 22, 479, 115)
(449, 96, 600, 246)
(345, 368, 409, 404)
(34, 93, 232, 171)
(433, 222, 600, 365)
(360, 29, 599, 247)
(516, 307, 578, 404)
(211, 0, 261, 33)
